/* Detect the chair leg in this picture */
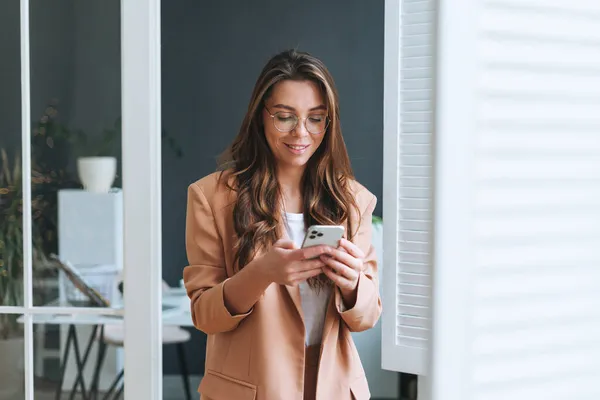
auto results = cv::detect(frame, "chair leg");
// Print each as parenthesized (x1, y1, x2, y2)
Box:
(114, 383, 124, 400)
(176, 343, 192, 400)
(102, 369, 124, 400)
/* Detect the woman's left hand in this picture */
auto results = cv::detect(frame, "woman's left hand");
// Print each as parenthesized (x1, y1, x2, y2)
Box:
(321, 238, 365, 308)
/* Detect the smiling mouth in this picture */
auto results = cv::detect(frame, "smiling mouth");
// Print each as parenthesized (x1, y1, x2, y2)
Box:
(284, 144, 309, 150)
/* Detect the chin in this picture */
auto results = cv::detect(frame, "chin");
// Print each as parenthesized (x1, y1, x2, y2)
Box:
(280, 156, 311, 168)
(289, 159, 311, 168)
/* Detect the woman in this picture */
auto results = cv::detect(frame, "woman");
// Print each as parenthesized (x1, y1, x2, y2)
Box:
(183, 49, 381, 400)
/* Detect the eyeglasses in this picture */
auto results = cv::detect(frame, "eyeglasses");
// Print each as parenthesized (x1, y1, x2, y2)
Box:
(264, 106, 330, 135)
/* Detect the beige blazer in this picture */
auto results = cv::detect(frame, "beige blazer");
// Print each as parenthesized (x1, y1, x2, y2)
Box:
(183, 172, 381, 400)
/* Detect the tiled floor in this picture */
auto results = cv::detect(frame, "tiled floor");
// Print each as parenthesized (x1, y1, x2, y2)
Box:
(32, 375, 400, 399)
(30, 375, 201, 400)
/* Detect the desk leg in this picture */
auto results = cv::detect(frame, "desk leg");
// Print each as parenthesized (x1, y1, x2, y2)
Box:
(89, 326, 108, 400)
(68, 325, 99, 400)
(68, 326, 89, 400)
(55, 325, 74, 400)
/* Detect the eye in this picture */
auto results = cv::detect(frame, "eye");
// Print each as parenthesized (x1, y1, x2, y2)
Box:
(275, 113, 295, 122)
(308, 115, 326, 123)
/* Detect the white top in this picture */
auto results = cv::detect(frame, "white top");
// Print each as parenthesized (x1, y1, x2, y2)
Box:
(285, 212, 332, 346)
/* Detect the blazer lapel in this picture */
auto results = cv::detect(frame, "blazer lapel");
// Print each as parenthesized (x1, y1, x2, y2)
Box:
(320, 290, 336, 349)
(285, 282, 304, 323)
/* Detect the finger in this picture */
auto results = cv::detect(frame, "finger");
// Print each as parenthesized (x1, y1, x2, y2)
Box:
(296, 258, 326, 271)
(274, 239, 297, 250)
(287, 258, 325, 273)
(291, 267, 323, 283)
(320, 255, 358, 280)
(297, 245, 332, 261)
(339, 238, 365, 259)
(322, 266, 355, 291)
(324, 248, 361, 271)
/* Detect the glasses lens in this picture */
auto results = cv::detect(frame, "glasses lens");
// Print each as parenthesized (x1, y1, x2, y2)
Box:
(273, 112, 297, 132)
(306, 115, 328, 134)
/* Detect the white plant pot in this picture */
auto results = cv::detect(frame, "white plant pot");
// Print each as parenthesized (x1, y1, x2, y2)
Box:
(0, 337, 25, 398)
(77, 156, 117, 193)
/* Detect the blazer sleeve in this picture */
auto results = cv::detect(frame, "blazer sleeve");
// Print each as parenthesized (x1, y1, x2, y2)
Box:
(334, 193, 382, 332)
(183, 182, 251, 334)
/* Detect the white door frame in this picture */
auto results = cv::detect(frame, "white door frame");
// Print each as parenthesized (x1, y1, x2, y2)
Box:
(20, 1, 34, 398)
(0, 0, 163, 398)
(121, 0, 163, 398)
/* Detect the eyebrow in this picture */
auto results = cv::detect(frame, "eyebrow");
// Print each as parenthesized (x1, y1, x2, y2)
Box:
(271, 103, 327, 112)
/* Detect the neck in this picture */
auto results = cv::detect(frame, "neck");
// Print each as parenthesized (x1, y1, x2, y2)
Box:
(277, 165, 305, 191)
(277, 165, 305, 213)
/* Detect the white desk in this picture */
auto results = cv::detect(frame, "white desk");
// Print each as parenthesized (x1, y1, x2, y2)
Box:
(21, 288, 193, 398)
(25, 288, 193, 327)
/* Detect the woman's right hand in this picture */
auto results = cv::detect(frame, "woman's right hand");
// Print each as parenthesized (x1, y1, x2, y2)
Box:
(253, 239, 331, 286)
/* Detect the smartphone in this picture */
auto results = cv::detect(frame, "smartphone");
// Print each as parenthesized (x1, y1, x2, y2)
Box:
(301, 225, 345, 249)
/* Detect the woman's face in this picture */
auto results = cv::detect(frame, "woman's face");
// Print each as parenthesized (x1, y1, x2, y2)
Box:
(262, 80, 328, 170)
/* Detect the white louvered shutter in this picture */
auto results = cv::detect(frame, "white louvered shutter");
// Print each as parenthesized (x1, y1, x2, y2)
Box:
(429, 1, 600, 399)
(382, 0, 435, 375)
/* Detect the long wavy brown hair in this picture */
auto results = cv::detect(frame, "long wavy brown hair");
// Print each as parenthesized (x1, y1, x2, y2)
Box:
(218, 49, 360, 289)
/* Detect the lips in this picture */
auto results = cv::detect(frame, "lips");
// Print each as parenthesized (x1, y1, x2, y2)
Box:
(284, 144, 309, 150)
(283, 143, 310, 155)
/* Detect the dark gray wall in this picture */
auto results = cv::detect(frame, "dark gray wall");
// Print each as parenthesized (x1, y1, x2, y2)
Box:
(0, 1, 21, 152)
(162, 0, 384, 376)
(0, 1, 76, 153)
(69, 1, 121, 133)
(0, 0, 119, 166)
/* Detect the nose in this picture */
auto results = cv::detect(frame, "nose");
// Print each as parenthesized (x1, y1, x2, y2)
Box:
(291, 120, 309, 137)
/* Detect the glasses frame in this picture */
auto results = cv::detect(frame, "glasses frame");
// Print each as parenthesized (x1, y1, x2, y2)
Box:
(264, 106, 330, 135)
